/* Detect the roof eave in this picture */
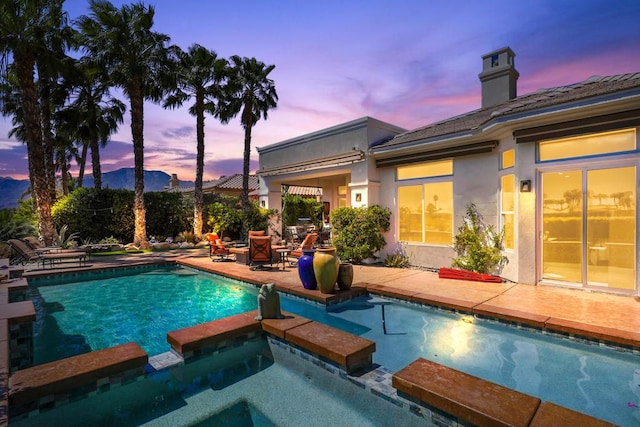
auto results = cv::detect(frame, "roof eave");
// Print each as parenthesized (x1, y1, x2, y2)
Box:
(371, 87, 640, 159)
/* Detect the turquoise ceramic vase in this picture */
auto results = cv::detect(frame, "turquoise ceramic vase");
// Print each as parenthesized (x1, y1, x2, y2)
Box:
(313, 247, 339, 294)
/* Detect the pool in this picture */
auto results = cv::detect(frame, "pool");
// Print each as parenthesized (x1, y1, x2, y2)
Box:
(29, 265, 366, 364)
(27, 265, 640, 425)
(11, 338, 424, 427)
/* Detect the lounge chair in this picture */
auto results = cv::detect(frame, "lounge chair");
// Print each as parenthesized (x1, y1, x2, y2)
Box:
(6, 239, 87, 269)
(22, 236, 44, 250)
(205, 233, 231, 262)
(290, 233, 318, 259)
(249, 236, 273, 271)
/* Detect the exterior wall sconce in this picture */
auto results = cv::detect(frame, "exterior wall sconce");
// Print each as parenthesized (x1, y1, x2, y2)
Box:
(520, 180, 532, 192)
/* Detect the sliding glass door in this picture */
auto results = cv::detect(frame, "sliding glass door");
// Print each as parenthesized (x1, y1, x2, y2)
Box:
(541, 166, 636, 291)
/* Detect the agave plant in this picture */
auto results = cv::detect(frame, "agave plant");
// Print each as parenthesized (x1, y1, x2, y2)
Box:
(53, 225, 80, 248)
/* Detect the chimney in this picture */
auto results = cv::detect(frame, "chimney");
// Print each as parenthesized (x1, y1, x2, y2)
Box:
(478, 47, 519, 108)
(169, 173, 180, 189)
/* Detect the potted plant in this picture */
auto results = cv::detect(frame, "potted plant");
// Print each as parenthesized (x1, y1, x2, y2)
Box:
(440, 203, 507, 283)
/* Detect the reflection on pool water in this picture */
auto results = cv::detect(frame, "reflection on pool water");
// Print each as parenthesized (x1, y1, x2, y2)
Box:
(27, 266, 640, 425)
(12, 339, 424, 427)
(328, 297, 640, 425)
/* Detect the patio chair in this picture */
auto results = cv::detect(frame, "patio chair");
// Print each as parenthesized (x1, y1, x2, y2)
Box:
(285, 226, 301, 247)
(290, 233, 318, 259)
(249, 236, 273, 271)
(6, 239, 87, 269)
(205, 233, 231, 262)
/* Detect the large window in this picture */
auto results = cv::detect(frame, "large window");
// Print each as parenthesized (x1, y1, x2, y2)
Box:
(539, 128, 636, 162)
(397, 159, 453, 180)
(398, 182, 453, 245)
(501, 174, 515, 249)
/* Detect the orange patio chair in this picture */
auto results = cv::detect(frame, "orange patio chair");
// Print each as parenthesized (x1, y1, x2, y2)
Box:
(249, 235, 273, 271)
(206, 233, 231, 262)
(290, 233, 318, 259)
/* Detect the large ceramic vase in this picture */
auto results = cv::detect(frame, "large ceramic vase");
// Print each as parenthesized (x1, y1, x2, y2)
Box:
(313, 247, 340, 294)
(298, 249, 317, 290)
(337, 262, 354, 290)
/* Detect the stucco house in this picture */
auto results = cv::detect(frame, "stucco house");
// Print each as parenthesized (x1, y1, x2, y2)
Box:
(257, 47, 640, 295)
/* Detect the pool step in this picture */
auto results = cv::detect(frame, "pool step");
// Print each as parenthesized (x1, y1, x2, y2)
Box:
(393, 358, 614, 427)
(8, 342, 147, 414)
(167, 310, 375, 375)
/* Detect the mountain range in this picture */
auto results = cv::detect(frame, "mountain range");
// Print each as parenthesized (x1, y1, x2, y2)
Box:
(0, 168, 194, 209)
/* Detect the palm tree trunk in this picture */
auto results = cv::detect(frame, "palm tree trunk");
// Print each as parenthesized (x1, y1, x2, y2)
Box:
(60, 152, 70, 196)
(77, 141, 88, 188)
(37, 64, 57, 205)
(241, 105, 253, 213)
(15, 51, 55, 245)
(89, 110, 102, 189)
(129, 82, 148, 248)
(90, 139, 102, 189)
(193, 95, 205, 239)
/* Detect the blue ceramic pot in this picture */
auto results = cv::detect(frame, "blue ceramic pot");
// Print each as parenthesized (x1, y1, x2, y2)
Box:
(298, 249, 317, 290)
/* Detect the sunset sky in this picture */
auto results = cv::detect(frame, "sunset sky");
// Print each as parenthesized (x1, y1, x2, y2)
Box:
(1, 0, 639, 182)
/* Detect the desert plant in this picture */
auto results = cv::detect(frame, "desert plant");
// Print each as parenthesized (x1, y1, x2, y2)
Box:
(452, 203, 508, 274)
(53, 225, 80, 248)
(332, 205, 391, 264)
(384, 243, 410, 268)
(98, 236, 121, 245)
(176, 231, 196, 244)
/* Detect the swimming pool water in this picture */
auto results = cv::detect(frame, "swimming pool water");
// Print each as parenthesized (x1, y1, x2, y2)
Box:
(327, 296, 640, 426)
(28, 266, 640, 425)
(30, 266, 366, 364)
(30, 267, 258, 363)
(13, 339, 423, 427)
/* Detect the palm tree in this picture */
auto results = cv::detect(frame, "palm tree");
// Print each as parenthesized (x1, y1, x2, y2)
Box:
(163, 44, 229, 239)
(58, 59, 125, 189)
(0, 0, 70, 245)
(227, 56, 278, 215)
(78, 0, 174, 247)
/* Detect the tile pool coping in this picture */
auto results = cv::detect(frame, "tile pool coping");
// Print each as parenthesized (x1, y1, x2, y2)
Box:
(0, 260, 631, 426)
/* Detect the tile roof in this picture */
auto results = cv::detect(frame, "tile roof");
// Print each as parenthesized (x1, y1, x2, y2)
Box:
(175, 174, 258, 193)
(375, 73, 640, 149)
(214, 174, 258, 190)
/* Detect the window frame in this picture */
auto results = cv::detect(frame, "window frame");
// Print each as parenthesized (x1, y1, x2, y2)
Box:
(397, 169, 454, 246)
(536, 128, 637, 164)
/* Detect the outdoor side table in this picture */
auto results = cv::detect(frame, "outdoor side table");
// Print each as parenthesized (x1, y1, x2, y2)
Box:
(276, 249, 291, 271)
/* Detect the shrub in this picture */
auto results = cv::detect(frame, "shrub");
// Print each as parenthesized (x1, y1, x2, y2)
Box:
(332, 205, 391, 264)
(0, 207, 36, 241)
(281, 192, 322, 231)
(206, 196, 243, 239)
(52, 188, 195, 243)
(144, 191, 192, 240)
(452, 203, 507, 274)
(207, 197, 277, 241)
